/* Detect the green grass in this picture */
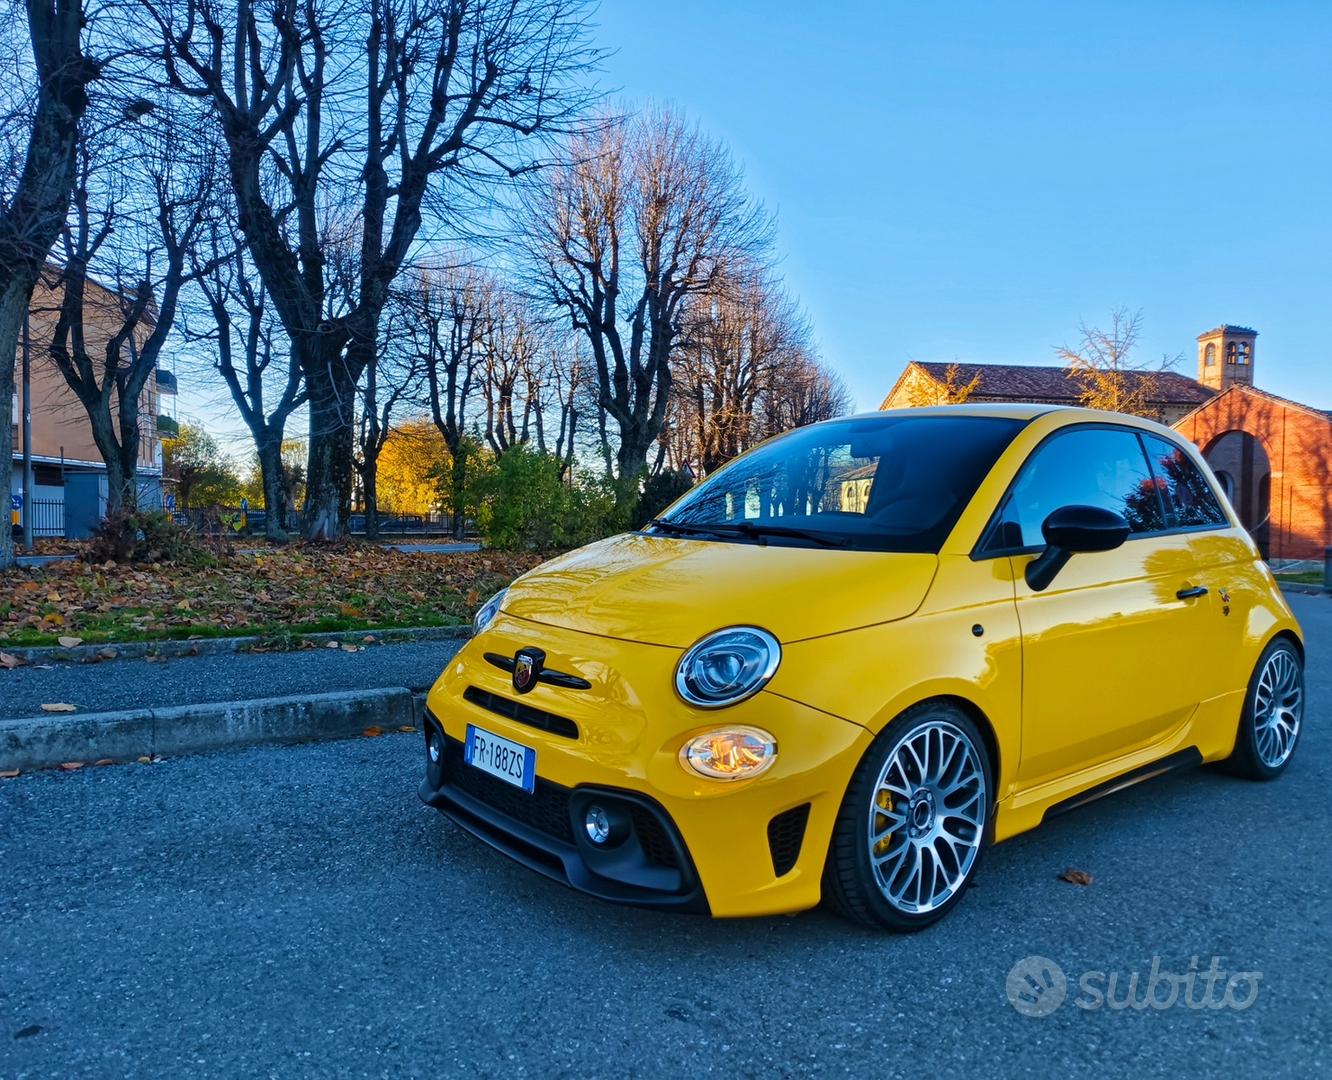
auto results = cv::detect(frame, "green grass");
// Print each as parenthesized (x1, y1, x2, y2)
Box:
(1275, 570, 1325, 585)
(5, 611, 466, 649)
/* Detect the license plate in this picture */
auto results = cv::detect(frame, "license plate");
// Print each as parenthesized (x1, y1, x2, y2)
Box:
(463, 724, 536, 794)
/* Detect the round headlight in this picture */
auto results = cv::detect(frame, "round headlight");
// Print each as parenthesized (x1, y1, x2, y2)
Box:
(674, 626, 781, 709)
(472, 588, 507, 636)
(680, 726, 777, 780)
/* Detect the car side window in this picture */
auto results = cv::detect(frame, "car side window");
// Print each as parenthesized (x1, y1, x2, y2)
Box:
(990, 427, 1166, 550)
(1140, 434, 1229, 528)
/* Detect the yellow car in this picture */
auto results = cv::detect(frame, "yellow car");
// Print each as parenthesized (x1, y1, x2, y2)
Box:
(420, 405, 1304, 930)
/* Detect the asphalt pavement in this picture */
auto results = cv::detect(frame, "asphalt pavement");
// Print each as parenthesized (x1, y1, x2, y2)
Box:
(0, 639, 461, 720)
(1, 593, 1329, 1077)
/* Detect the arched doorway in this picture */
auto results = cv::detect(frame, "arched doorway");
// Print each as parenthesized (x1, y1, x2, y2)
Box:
(1203, 431, 1271, 558)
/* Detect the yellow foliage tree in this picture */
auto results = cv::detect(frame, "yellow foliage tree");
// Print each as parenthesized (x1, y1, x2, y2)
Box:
(375, 418, 451, 514)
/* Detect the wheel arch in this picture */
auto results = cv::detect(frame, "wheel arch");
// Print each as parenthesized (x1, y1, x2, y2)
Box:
(877, 692, 1003, 796)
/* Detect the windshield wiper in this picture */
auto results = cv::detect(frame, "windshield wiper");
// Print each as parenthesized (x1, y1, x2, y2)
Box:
(647, 519, 846, 548)
(645, 518, 736, 541)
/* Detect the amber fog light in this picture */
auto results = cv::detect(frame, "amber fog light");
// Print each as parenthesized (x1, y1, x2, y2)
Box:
(680, 727, 777, 781)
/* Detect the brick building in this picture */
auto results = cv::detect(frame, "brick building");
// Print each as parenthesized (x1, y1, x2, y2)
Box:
(881, 360, 1214, 424)
(881, 324, 1331, 560)
(1173, 327, 1331, 560)
(10, 272, 172, 535)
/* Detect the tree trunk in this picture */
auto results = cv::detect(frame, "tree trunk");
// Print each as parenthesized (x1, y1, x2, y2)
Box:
(302, 372, 354, 540)
(0, 2, 98, 568)
(448, 446, 467, 540)
(614, 434, 651, 514)
(363, 461, 380, 540)
(104, 455, 128, 517)
(0, 285, 26, 567)
(256, 434, 290, 543)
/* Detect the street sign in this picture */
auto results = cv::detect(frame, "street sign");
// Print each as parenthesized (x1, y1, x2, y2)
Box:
(10, 494, 21, 511)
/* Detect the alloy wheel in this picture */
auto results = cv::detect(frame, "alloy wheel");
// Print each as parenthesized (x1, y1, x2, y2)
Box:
(1253, 648, 1302, 769)
(866, 720, 986, 914)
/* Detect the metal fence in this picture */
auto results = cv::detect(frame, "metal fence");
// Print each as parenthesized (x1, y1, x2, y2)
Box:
(25, 498, 66, 538)
(167, 506, 463, 537)
(13, 497, 463, 540)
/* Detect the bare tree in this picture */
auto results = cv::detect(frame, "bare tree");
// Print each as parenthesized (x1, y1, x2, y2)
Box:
(1059, 307, 1182, 420)
(672, 268, 815, 474)
(407, 265, 485, 539)
(356, 297, 421, 537)
(754, 353, 851, 439)
(528, 107, 773, 510)
(479, 286, 542, 454)
(142, 0, 598, 539)
(0, 0, 100, 565)
(43, 106, 211, 513)
(192, 223, 305, 540)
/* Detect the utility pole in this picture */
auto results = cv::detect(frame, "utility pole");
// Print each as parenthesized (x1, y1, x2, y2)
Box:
(21, 309, 33, 550)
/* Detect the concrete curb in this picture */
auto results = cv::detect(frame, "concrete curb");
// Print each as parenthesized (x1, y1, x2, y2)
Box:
(2, 624, 469, 667)
(0, 686, 429, 772)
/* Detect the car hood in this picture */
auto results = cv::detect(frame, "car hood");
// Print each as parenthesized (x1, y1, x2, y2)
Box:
(500, 533, 938, 647)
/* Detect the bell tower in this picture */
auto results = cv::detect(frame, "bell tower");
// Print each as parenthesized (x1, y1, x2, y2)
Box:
(1197, 325, 1257, 392)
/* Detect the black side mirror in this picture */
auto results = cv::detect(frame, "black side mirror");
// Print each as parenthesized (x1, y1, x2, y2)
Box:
(1025, 505, 1130, 592)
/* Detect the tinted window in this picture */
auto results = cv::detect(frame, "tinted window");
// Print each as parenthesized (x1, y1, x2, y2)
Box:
(655, 415, 1024, 553)
(1141, 435, 1228, 528)
(991, 427, 1166, 549)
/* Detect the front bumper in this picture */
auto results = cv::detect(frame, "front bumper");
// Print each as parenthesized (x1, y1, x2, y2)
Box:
(418, 614, 873, 918)
(421, 722, 708, 911)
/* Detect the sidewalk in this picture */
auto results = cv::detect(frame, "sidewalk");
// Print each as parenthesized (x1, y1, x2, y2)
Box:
(0, 638, 463, 721)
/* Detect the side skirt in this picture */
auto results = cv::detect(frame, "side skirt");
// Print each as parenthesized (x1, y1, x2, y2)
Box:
(1040, 747, 1204, 822)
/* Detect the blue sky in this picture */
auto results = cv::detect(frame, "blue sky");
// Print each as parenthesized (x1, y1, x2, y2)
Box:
(593, 0, 1332, 410)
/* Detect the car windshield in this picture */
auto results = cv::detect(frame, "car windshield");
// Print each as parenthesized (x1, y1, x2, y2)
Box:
(650, 414, 1025, 553)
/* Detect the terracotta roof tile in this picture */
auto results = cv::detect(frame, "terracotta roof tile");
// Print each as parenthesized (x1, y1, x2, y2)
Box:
(911, 362, 1215, 406)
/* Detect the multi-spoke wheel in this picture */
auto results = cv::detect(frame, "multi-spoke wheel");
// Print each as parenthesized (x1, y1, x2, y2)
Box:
(1226, 637, 1304, 781)
(824, 702, 992, 931)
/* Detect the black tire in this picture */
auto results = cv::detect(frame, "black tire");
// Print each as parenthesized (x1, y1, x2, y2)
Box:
(823, 700, 994, 932)
(1224, 637, 1304, 781)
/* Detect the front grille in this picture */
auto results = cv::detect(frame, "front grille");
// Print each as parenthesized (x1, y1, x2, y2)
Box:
(442, 736, 574, 843)
(767, 803, 811, 877)
(463, 686, 579, 740)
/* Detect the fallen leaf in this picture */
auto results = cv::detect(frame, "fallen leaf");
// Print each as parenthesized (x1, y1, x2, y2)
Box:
(340, 643, 358, 653)
(1058, 869, 1094, 886)
(58, 635, 84, 648)
(326, 640, 340, 649)
(41, 702, 78, 713)
(362, 726, 383, 737)
(339, 603, 363, 618)
(136, 756, 152, 764)
(174, 599, 191, 611)
(362, 635, 376, 644)
(59, 761, 84, 771)
(145, 654, 166, 663)
(93, 758, 114, 766)
(98, 647, 118, 660)
(0, 768, 18, 779)
(0, 650, 26, 669)
(397, 725, 415, 733)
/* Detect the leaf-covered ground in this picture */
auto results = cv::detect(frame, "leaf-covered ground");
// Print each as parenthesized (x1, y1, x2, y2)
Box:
(0, 545, 542, 647)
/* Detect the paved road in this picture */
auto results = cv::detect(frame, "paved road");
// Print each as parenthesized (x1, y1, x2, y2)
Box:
(0, 639, 462, 720)
(2, 594, 1328, 1078)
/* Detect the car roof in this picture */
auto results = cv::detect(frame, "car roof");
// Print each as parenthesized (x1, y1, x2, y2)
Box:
(843, 403, 1186, 438)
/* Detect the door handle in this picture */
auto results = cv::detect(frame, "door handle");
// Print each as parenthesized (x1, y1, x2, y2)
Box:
(1176, 586, 1209, 600)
